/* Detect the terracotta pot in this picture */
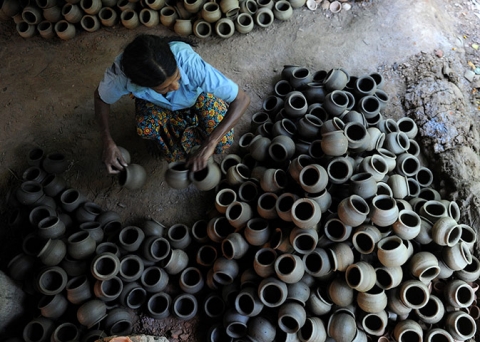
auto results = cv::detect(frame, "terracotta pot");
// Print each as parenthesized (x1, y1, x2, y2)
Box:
(162, 249, 189, 275)
(290, 198, 321, 229)
(36, 266, 68, 296)
(51, 322, 80, 342)
(173, 293, 198, 320)
(80, 13, 100, 32)
(119, 281, 147, 309)
(147, 292, 171, 319)
(23, 316, 55, 342)
(98, 7, 118, 26)
(37, 238, 66, 266)
(345, 261, 376, 292)
(258, 276, 288, 308)
(414, 294, 445, 325)
(167, 223, 191, 249)
(66, 275, 92, 304)
(357, 285, 388, 313)
(375, 265, 403, 290)
(140, 266, 169, 293)
(222, 232, 249, 260)
(17, 21, 37, 38)
(38, 293, 68, 319)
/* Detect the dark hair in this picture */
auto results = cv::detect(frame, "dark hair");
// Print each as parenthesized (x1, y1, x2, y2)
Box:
(121, 34, 197, 88)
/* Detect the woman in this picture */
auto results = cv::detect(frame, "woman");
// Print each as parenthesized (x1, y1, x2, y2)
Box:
(95, 34, 250, 174)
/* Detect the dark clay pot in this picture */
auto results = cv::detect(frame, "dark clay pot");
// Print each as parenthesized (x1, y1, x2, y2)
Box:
(66, 275, 92, 305)
(36, 266, 68, 296)
(75, 201, 103, 223)
(67, 230, 96, 260)
(38, 293, 68, 319)
(37, 238, 66, 266)
(38, 216, 66, 239)
(16, 180, 44, 205)
(119, 281, 147, 310)
(77, 299, 107, 329)
(93, 276, 124, 302)
(23, 316, 55, 342)
(42, 152, 69, 174)
(118, 163, 147, 190)
(8, 253, 36, 281)
(104, 307, 134, 336)
(41, 174, 67, 197)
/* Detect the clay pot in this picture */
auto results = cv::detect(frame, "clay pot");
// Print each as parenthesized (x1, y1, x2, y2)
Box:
(360, 310, 388, 336)
(160, 6, 178, 26)
(222, 232, 249, 260)
(254, 6, 274, 27)
(377, 236, 409, 267)
(1, 0, 21, 17)
(213, 257, 239, 285)
(443, 279, 475, 308)
(327, 312, 357, 342)
(42, 5, 62, 23)
(298, 164, 328, 194)
(442, 241, 472, 271)
(167, 223, 191, 249)
(375, 265, 403, 290)
(274, 253, 305, 284)
(324, 68, 349, 92)
(29, 204, 56, 227)
(345, 261, 376, 292)
(337, 194, 370, 227)
(202, 2, 221, 22)
(77, 299, 107, 328)
(349, 172, 377, 200)
(207, 216, 235, 243)
(424, 329, 454, 342)
(119, 164, 147, 190)
(258, 276, 288, 307)
(8, 253, 36, 281)
(103, 307, 134, 336)
(408, 251, 440, 284)
(455, 255, 480, 282)
(369, 194, 399, 227)
(22, 4, 43, 24)
(98, 7, 118, 26)
(60, 188, 86, 212)
(164, 161, 190, 189)
(272, 0, 292, 20)
(173, 293, 198, 320)
(290, 227, 318, 255)
(80, 14, 100, 32)
(246, 316, 276, 342)
(291, 198, 321, 229)
(190, 162, 221, 191)
(36, 266, 68, 296)
(445, 311, 476, 341)
(145, 0, 166, 10)
(162, 249, 189, 275)
(80, 0, 102, 14)
(120, 9, 140, 28)
(351, 225, 382, 255)
(431, 216, 462, 247)
(269, 135, 296, 162)
(141, 266, 169, 293)
(298, 316, 326, 342)
(393, 320, 424, 342)
(253, 248, 277, 278)
(392, 209, 421, 240)
(326, 156, 354, 185)
(79, 221, 103, 244)
(37, 238, 66, 266)
(23, 316, 55, 342)
(146, 292, 171, 319)
(196, 244, 217, 267)
(91, 252, 120, 281)
(278, 302, 306, 334)
(41, 174, 66, 197)
(38, 293, 68, 319)
(320, 130, 349, 157)
(353, 75, 377, 98)
(94, 276, 123, 302)
(178, 266, 204, 294)
(191, 220, 209, 244)
(51, 322, 80, 342)
(118, 225, 145, 252)
(357, 285, 388, 313)
(67, 230, 96, 260)
(66, 275, 92, 304)
(16, 180, 44, 205)
(302, 248, 332, 278)
(119, 254, 144, 283)
(323, 90, 349, 117)
(119, 281, 147, 309)
(414, 294, 445, 324)
(54, 19, 76, 40)
(226, 201, 253, 229)
(398, 279, 430, 310)
(305, 189, 332, 215)
(256, 193, 279, 220)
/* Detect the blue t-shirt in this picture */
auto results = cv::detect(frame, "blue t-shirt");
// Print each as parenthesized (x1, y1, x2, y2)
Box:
(98, 41, 239, 111)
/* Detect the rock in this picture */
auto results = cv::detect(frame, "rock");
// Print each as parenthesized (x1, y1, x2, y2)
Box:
(464, 69, 475, 82)
(0, 271, 27, 335)
(434, 49, 444, 57)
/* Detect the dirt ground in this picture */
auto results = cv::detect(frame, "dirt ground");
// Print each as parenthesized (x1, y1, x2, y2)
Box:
(1, 0, 480, 340)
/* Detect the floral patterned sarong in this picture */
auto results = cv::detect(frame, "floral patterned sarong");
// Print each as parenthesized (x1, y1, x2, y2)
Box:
(135, 93, 234, 162)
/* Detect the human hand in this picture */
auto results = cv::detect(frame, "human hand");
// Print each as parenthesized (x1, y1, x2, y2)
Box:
(186, 142, 216, 172)
(102, 140, 128, 174)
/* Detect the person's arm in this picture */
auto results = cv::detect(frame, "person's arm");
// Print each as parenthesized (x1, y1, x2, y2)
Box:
(186, 88, 250, 172)
(94, 87, 128, 174)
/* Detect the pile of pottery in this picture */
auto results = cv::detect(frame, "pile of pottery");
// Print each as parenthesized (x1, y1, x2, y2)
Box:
(5, 147, 153, 342)
(0, 0, 303, 41)
(162, 66, 480, 342)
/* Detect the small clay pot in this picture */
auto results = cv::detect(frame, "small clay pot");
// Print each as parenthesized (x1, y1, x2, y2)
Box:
(119, 164, 147, 190)
(147, 292, 172, 319)
(173, 293, 198, 320)
(38, 293, 68, 319)
(36, 266, 68, 296)
(23, 316, 55, 342)
(93, 276, 124, 302)
(258, 276, 288, 308)
(162, 249, 189, 275)
(119, 254, 144, 283)
(118, 225, 145, 252)
(104, 307, 134, 336)
(165, 161, 191, 189)
(37, 238, 66, 266)
(141, 266, 169, 293)
(66, 275, 92, 304)
(119, 281, 147, 310)
(77, 299, 107, 329)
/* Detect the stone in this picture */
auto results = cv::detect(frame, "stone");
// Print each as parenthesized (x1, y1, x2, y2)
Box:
(464, 69, 475, 82)
(0, 271, 27, 335)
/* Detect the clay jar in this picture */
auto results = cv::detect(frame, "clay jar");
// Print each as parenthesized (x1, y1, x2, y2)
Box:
(139, 8, 160, 27)
(119, 164, 147, 190)
(37, 238, 66, 266)
(291, 198, 321, 229)
(174, 18, 193, 36)
(36, 266, 68, 296)
(189, 162, 221, 191)
(147, 292, 171, 320)
(38, 293, 68, 319)
(408, 251, 440, 284)
(120, 9, 140, 29)
(258, 276, 288, 308)
(254, 6, 274, 28)
(118, 226, 145, 252)
(77, 299, 107, 328)
(23, 316, 55, 342)
(284, 91, 308, 119)
(165, 161, 191, 189)
(377, 236, 410, 267)
(98, 7, 118, 27)
(345, 261, 376, 292)
(173, 293, 198, 320)
(202, 2, 221, 22)
(273, 0, 292, 20)
(369, 195, 399, 227)
(321, 130, 348, 156)
(67, 230, 96, 260)
(160, 6, 178, 26)
(324, 68, 349, 92)
(337, 194, 370, 227)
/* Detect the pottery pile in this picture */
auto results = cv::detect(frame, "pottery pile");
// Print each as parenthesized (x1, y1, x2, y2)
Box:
(0, 0, 305, 41)
(161, 66, 479, 341)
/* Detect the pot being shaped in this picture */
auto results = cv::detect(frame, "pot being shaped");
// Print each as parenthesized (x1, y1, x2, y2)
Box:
(327, 312, 357, 342)
(258, 276, 288, 308)
(345, 261, 376, 292)
(414, 294, 445, 325)
(119, 163, 147, 190)
(377, 236, 409, 267)
(189, 162, 221, 191)
(290, 198, 321, 229)
(392, 319, 423, 342)
(324, 68, 349, 92)
(356, 285, 388, 313)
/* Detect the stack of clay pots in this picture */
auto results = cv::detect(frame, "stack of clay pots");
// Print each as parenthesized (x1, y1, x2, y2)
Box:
(161, 66, 479, 342)
(0, 0, 303, 40)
